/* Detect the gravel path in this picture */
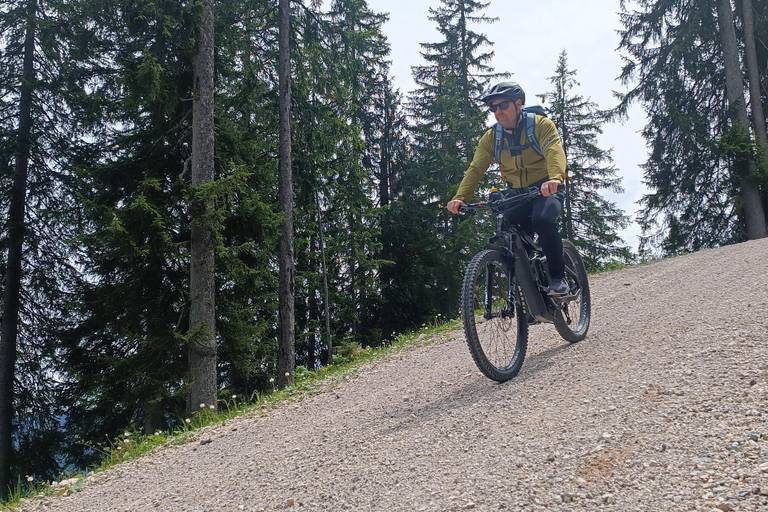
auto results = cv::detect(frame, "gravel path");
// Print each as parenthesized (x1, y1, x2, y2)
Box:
(11, 239, 768, 512)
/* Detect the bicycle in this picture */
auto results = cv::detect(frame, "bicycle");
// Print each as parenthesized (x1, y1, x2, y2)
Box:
(458, 186, 591, 382)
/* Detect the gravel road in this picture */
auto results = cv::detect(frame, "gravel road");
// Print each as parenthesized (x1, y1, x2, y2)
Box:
(11, 239, 768, 512)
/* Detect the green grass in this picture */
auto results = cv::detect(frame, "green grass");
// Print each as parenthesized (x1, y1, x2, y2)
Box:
(2, 317, 462, 510)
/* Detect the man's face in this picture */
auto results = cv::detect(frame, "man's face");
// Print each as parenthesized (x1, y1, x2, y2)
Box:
(490, 98, 520, 129)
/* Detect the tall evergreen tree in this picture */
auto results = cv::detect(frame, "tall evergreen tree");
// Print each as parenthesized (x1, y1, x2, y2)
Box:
(741, 0, 768, 172)
(201, 0, 281, 395)
(0, 0, 101, 489)
(717, 0, 767, 239)
(384, 0, 504, 331)
(277, 0, 296, 388)
(617, 0, 768, 255)
(546, 51, 633, 270)
(372, 78, 411, 341)
(288, 0, 392, 358)
(188, 0, 218, 411)
(0, 0, 36, 493)
(62, 0, 201, 459)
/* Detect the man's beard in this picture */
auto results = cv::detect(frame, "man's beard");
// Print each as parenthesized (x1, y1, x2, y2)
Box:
(502, 113, 522, 131)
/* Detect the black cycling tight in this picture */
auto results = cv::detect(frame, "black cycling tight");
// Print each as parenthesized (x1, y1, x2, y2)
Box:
(505, 193, 565, 279)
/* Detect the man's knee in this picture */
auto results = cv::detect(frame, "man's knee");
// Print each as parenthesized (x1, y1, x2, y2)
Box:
(531, 212, 558, 230)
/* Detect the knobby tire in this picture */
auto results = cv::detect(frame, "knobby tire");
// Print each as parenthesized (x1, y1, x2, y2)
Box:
(553, 240, 591, 342)
(461, 249, 528, 382)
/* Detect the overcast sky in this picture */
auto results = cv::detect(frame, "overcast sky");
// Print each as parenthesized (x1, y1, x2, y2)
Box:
(363, 0, 648, 251)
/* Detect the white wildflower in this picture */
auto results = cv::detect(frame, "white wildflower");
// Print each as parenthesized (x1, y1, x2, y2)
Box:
(185, 418, 191, 424)
(26, 475, 33, 483)
(200, 403, 206, 409)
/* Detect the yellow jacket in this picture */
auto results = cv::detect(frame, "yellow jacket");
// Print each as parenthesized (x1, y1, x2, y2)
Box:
(452, 114, 567, 202)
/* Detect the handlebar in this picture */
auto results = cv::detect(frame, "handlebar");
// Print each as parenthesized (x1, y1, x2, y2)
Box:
(458, 184, 564, 214)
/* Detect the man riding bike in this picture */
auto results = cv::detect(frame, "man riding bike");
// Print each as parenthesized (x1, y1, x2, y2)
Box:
(446, 81, 569, 296)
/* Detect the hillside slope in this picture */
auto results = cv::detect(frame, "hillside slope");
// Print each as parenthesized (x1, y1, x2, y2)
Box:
(13, 239, 768, 512)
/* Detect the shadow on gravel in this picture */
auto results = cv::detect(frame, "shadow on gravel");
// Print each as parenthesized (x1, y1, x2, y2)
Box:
(513, 340, 576, 383)
(378, 339, 575, 436)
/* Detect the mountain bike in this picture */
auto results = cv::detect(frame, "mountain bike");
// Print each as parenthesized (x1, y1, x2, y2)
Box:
(458, 186, 591, 382)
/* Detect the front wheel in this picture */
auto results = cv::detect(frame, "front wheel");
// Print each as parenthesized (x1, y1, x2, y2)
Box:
(461, 249, 528, 382)
(553, 240, 591, 342)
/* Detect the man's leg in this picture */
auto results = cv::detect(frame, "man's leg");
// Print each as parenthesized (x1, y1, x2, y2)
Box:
(531, 194, 565, 281)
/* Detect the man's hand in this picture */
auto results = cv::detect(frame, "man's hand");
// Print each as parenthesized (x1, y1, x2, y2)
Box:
(447, 199, 465, 214)
(540, 180, 561, 197)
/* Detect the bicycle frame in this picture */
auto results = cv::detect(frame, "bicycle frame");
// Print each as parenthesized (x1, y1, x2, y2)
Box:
(485, 214, 556, 324)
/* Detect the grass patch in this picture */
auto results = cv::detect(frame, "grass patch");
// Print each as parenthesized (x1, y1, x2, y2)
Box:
(3, 317, 461, 510)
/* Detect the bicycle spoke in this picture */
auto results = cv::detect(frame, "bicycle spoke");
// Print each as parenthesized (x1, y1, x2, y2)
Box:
(462, 249, 528, 381)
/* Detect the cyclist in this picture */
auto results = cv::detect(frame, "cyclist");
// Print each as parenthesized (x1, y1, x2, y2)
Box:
(446, 81, 569, 296)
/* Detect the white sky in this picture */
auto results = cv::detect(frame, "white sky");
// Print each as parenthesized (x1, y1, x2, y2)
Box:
(364, 0, 649, 251)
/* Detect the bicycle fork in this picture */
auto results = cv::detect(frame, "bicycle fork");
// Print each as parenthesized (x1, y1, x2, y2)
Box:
(483, 263, 516, 320)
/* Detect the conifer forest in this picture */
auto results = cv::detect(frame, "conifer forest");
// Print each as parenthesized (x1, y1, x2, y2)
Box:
(1, 0, 767, 494)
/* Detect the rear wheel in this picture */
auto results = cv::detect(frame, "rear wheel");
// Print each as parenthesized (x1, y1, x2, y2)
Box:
(461, 249, 528, 382)
(553, 240, 591, 342)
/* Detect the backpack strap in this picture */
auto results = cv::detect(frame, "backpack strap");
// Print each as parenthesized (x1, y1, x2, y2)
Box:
(493, 122, 529, 161)
(493, 123, 504, 162)
(492, 111, 544, 162)
(524, 111, 542, 156)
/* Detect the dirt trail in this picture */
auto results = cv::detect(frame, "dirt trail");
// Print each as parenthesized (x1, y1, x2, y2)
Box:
(12, 239, 768, 511)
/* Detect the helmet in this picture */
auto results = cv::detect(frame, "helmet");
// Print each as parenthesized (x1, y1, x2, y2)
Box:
(481, 81, 525, 105)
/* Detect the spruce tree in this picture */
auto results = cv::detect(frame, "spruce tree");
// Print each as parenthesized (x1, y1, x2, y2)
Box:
(616, 0, 767, 254)
(277, 0, 295, 387)
(546, 51, 633, 270)
(0, 0, 101, 489)
(385, 0, 504, 330)
(289, 0, 391, 356)
(717, 0, 767, 239)
(62, 0, 201, 459)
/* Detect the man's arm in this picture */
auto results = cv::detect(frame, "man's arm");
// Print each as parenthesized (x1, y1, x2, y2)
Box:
(451, 129, 495, 203)
(536, 117, 566, 184)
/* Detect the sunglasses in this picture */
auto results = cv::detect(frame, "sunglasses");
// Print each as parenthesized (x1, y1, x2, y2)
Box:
(489, 101, 513, 113)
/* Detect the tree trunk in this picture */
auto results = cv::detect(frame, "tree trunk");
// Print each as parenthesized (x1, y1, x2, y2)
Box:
(379, 87, 391, 207)
(188, 0, 217, 413)
(0, 0, 36, 497)
(556, 85, 574, 241)
(717, 0, 767, 239)
(143, 400, 164, 436)
(317, 193, 333, 365)
(741, 0, 768, 163)
(277, 0, 295, 388)
(306, 236, 318, 371)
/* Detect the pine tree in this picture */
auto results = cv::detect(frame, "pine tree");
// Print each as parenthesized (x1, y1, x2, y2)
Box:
(0, 0, 103, 489)
(616, 0, 767, 255)
(277, 0, 296, 388)
(203, 0, 281, 394)
(383, 0, 504, 331)
(717, 0, 767, 239)
(188, 0, 218, 411)
(546, 51, 633, 270)
(288, 0, 392, 357)
(62, 0, 201, 460)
